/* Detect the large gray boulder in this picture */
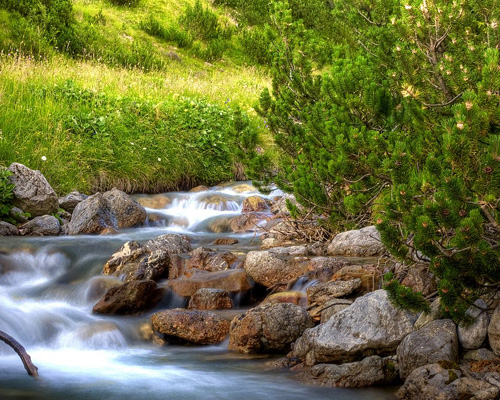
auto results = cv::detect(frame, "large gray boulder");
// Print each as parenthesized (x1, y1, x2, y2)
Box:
(458, 299, 489, 350)
(244, 250, 308, 288)
(151, 309, 230, 345)
(92, 279, 163, 315)
(8, 163, 58, 217)
(397, 319, 459, 379)
(296, 355, 398, 388)
(293, 290, 413, 365)
(0, 221, 20, 236)
(229, 303, 313, 354)
(58, 191, 88, 213)
(396, 363, 499, 400)
(102, 188, 146, 229)
(66, 193, 118, 235)
(19, 215, 60, 236)
(327, 225, 385, 257)
(488, 306, 500, 356)
(306, 279, 361, 305)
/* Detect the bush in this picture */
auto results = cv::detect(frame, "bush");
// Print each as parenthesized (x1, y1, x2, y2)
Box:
(0, 168, 14, 220)
(108, 0, 141, 7)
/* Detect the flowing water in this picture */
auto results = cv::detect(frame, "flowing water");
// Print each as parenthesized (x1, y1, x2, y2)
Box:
(0, 183, 396, 399)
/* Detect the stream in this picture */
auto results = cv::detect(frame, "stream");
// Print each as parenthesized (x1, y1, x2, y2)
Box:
(0, 183, 396, 399)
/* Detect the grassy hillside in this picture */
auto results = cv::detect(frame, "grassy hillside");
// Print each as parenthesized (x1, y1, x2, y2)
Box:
(0, 0, 271, 194)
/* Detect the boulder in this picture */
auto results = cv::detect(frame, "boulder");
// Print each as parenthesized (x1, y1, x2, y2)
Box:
(0, 221, 20, 236)
(102, 234, 191, 282)
(186, 247, 237, 272)
(103, 188, 146, 229)
(293, 290, 413, 365)
(488, 306, 500, 356)
(331, 264, 381, 294)
(397, 319, 459, 379)
(212, 238, 239, 246)
(229, 303, 313, 354)
(168, 269, 252, 297)
(396, 363, 500, 400)
(8, 163, 59, 217)
(230, 213, 266, 232)
(268, 246, 309, 257)
(319, 299, 353, 323)
(190, 185, 209, 192)
(327, 226, 385, 257)
(458, 299, 489, 350)
(58, 191, 88, 212)
(66, 193, 118, 235)
(397, 263, 437, 297)
(151, 309, 230, 345)
(414, 297, 442, 330)
(296, 355, 398, 388)
(463, 348, 498, 362)
(263, 291, 307, 307)
(306, 279, 362, 305)
(231, 183, 257, 193)
(19, 215, 60, 236)
(242, 196, 269, 212)
(136, 194, 171, 209)
(188, 288, 233, 310)
(308, 257, 352, 282)
(92, 279, 163, 315)
(244, 250, 308, 288)
(9, 207, 28, 223)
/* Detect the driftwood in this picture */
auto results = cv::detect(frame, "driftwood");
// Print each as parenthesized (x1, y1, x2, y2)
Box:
(0, 330, 38, 377)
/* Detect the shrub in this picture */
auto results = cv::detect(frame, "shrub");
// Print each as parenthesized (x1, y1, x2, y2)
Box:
(0, 168, 14, 220)
(108, 0, 141, 7)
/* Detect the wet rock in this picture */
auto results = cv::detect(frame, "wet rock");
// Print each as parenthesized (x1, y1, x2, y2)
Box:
(200, 194, 237, 210)
(84, 276, 122, 302)
(414, 297, 442, 330)
(263, 291, 307, 307)
(207, 216, 233, 233)
(231, 183, 257, 193)
(19, 215, 60, 236)
(267, 246, 309, 257)
(327, 226, 385, 257)
(242, 196, 269, 212)
(190, 185, 209, 192)
(8, 162, 59, 217)
(139, 322, 165, 346)
(100, 227, 119, 235)
(293, 290, 413, 365)
(58, 191, 88, 213)
(229, 303, 313, 354)
(397, 319, 459, 379)
(188, 288, 233, 310)
(103, 188, 147, 229)
(143, 234, 192, 254)
(151, 308, 230, 345)
(458, 299, 489, 350)
(136, 194, 171, 209)
(212, 238, 239, 246)
(168, 269, 252, 297)
(488, 306, 500, 356)
(306, 279, 362, 305)
(0, 221, 20, 236)
(244, 250, 308, 288)
(230, 213, 266, 233)
(296, 355, 398, 388)
(66, 193, 118, 235)
(186, 247, 237, 272)
(308, 257, 352, 282)
(396, 363, 499, 400)
(92, 279, 164, 315)
(331, 265, 381, 294)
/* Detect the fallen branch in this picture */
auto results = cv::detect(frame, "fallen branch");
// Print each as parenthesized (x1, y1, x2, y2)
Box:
(0, 330, 38, 377)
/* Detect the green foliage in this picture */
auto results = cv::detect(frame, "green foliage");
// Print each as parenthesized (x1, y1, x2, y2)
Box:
(108, 0, 141, 7)
(383, 272, 430, 313)
(179, 0, 226, 41)
(0, 169, 14, 219)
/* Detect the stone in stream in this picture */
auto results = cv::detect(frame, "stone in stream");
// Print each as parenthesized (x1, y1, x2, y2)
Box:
(102, 188, 147, 229)
(229, 213, 267, 233)
(327, 225, 385, 257)
(8, 162, 59, 217)
(295, 355, 399, 388)
(151, 308, 230, 345)
(244, 250, 308, 288)
(66, 193, 118, 235)
(188, 288, 233, 310)
(168, 269, 252, 297)
(186, 247, 238, 272)
(229, 303, 313, 354)
(92, 279, 164, 315)
(0, 221, 20, 236)
(242, 196, 269, 212)
(136, 194, 171, 209)
(19, 215, 61, 236)
(330, 264, 382, 294)
(262, 291, 307, 307)
(293, 290, 413, 365)
(212, 238, 239, 246)
(397, 319, 459, 379)
(58, 191, 88, 213)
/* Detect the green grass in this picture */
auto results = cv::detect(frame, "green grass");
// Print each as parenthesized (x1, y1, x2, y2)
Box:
(0, 0, 272, 195)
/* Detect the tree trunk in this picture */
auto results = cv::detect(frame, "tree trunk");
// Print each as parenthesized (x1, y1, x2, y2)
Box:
(0, 330, 38, 377)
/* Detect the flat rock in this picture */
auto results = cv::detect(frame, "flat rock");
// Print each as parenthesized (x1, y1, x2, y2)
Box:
(397, 319, 458, 379)
(307, 279, 362, 305)
(152, 308, 230, 345)
(229, 303, 313, 354)
(327, 226, 385, 257)
(188, 288, 233, 310)
(293, 290, 413, 365)
(8, 163, 58, 217)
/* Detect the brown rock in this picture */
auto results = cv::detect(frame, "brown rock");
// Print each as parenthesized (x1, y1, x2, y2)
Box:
(66, 193, 118, 235)
(263, 291, 307, 307)
(188, 288, 233, 310)
(151, 308, 230, 344)
(168, 269, 252, 297)
(100, 227, 119, 235)
(212, 238, 239, 246)
(229, 303, 313, 353)
(242, 196, 269, 212)
(307, 279, 362, 305)
(92, 280, 164, 315)
(331, 265, 381, 294)
(308, 257, 352, 282)
(190, 185, 209, 192)
(230, 213, 266, 232)
(103, 188, 147, 229)
(231, 183, 257, 193)
(186, 247, 238, 272)
(136, 194, 171, 209)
